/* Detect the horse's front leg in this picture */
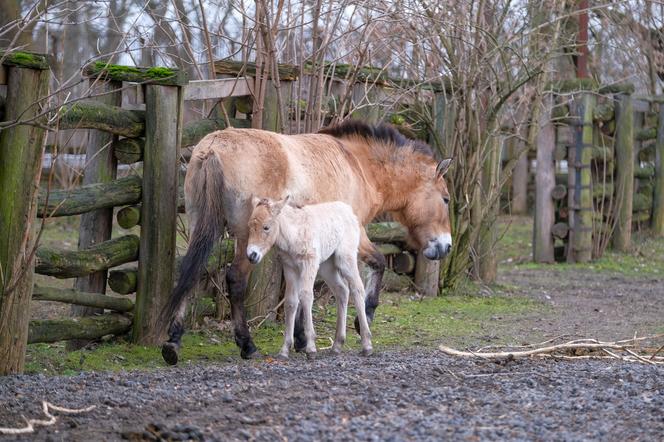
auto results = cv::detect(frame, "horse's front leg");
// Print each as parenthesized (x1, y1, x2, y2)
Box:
(279, 266, 299, 359)
(226, 236, 259, 359)
(356, 229, 386, 333)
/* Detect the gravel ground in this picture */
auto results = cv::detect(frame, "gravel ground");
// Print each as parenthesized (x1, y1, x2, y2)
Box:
(1, 348, 662, 441)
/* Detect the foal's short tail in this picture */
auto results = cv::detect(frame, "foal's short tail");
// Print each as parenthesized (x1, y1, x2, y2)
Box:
(162, 152, 225, 334)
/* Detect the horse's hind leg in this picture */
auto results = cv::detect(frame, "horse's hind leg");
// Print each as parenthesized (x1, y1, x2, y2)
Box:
(226, 236, 259, 359)
(356, 230, 386, 333)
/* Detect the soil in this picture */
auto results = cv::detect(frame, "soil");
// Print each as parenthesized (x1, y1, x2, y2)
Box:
(2, 265, 663, 441)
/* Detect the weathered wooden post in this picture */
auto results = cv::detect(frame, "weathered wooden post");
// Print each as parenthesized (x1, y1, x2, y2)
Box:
(612, 93, 634, 251)
(0, 52, 50, 375)
(652, 102, 664, 236)
(69, 77, 121, 349)
(133, 69, 187, 344)
(567, 94, 594, 263)
(533, 94, 556, 263)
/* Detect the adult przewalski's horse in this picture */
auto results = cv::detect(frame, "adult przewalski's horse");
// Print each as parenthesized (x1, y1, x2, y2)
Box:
(161, 120, 453, 365)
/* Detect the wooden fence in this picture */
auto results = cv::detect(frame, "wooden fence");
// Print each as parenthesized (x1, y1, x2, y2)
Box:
(526, 82, 664, 264)
(0, 54, 450, 373)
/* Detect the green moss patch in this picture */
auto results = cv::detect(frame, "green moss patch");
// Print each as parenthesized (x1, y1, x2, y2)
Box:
(25, 293, 539, 375)
(1, 51, 49, 70)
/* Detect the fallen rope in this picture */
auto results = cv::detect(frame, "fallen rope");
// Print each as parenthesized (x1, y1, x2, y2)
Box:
(0, 401, 96, 435)
(439, 335, 664, 365)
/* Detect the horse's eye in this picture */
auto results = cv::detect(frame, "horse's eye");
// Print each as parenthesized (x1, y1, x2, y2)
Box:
(443, 196, 450, 205)
(263, 225, 270, 231)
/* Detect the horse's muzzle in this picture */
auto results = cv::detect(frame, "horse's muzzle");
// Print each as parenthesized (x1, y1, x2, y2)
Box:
(423, 234, 452, 260)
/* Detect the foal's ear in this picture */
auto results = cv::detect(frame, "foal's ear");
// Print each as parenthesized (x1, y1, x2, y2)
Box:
(251, 196, 262, 208)
(271, 194, 292, 214)
(436, 158, 453, 177)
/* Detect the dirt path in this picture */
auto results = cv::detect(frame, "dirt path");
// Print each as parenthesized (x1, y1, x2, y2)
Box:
(1, 349, 662, 442)
(496, 267, 664, 343)
(5, 215, 664, 441)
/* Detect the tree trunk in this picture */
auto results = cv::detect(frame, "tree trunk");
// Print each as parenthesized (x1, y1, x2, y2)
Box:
(612, 94, 634, 251)
(533, 95, 556, 263)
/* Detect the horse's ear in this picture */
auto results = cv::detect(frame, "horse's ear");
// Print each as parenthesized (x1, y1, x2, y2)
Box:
(436, 158, 453, 177)
(251, 196, 262, 208)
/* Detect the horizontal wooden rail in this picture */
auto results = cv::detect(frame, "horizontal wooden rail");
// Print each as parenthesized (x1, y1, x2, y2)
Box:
(35, 234, 139, 278)
(366, 222, 408, 243)
(184, 78, 253, 100)
(38, 175, 142, 217)
(33, 285, 134, 312)
(84, 62, 187, 86)
(182, 118, 251, 147)
(635, 165, 655, 179)
(59, 100, 145, 137)
(28, 314, 132, 344)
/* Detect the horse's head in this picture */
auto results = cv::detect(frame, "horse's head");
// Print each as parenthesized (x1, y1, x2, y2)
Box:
(246, 195, 291, 264)
(391, 158, 453, 260)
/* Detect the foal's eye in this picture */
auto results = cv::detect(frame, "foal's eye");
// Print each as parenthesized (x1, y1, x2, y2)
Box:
(263, 225, 270, 231)
(442, 196, 450, 205)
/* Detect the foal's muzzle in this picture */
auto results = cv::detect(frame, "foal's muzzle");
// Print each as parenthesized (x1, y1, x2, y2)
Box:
(246, 245, 263, 264)
(423, 234, 452, 260)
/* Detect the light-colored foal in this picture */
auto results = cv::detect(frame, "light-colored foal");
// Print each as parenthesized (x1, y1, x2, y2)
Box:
(246, 196, 373, 359)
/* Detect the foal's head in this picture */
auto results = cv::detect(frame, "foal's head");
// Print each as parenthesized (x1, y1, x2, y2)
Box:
(391, 158, 453, 260)
(246, 195, 291, 264)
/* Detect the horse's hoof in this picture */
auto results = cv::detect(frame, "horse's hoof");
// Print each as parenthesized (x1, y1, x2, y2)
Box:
(306, 351, 317, 361)
(294, 333, 307, 353)
(361, 348, 373, 357)
(330, 346, 342, 355)
(276, 353, 289, 361)
(241, 348, 262, 360)
(161, 342, 180, 366)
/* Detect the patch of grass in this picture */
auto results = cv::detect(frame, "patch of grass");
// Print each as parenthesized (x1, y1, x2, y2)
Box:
(496, 215, 664, 278)
(25, 293, 540, 375)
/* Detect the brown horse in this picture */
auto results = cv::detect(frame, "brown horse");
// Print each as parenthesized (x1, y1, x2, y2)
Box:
(161, 120, 452, 365)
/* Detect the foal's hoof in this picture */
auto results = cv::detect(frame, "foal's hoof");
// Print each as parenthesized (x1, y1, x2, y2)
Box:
(161, 342, 180, 366)
(361, 348, 374, 357)
(276, 353, 289, 361)
(306, 351, 317, 361)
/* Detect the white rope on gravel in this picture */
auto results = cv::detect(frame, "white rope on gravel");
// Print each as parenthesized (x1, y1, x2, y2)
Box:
(0, 401, 96, 435)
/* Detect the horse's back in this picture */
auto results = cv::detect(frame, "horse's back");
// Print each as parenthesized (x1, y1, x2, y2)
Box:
(188, 128, 368, 230)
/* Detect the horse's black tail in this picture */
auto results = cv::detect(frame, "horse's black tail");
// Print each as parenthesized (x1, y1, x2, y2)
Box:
(162, 152, 225, 335)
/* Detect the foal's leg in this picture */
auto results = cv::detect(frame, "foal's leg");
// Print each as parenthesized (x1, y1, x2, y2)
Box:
(319, 259, 349, 354)
(298, 267, 318, 359)
(279, 267, 299, 359)
(337, 253, 373, 356)
(356, 229, 386, 333)
(226, 235, 259, 359)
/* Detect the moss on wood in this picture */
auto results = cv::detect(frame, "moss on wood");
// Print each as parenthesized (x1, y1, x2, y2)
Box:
(636, 127, 657, 141)
(214, 59, 299, 81)
(38, 175, 142, 217)
(84, 62, 188, 86)
(0, 51, 49, 70)
(32, 285, 134, 312)
(635, 165, 655, 179)
(35, 235, 139, 278)
(59, 100, 145, 137)
(28, 314, 132, 344)
(114, 138, 144, 164)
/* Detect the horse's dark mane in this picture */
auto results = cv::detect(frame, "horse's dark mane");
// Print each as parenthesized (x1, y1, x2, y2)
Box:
(318, 120, 433, 156)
